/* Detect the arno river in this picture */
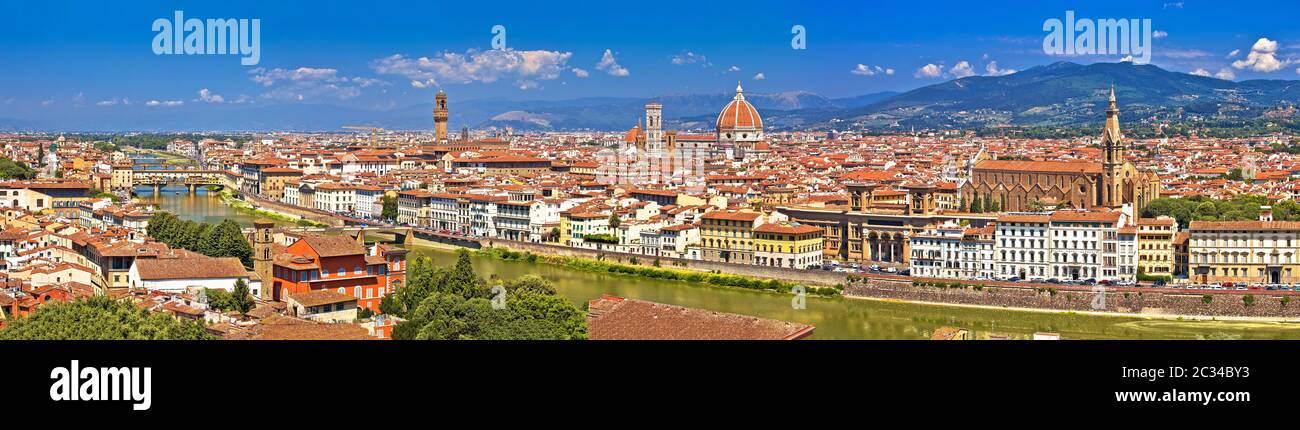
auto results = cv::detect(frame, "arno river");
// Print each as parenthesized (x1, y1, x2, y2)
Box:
(138, 189, 1300, 340)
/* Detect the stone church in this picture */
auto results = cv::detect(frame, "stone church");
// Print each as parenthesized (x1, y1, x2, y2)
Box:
(961, 87, 1161, 213)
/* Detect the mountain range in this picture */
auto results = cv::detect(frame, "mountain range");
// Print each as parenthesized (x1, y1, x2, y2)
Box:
(4, 61, 1298, 133)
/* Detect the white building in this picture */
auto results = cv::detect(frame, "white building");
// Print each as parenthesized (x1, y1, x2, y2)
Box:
(960, 224, 996, 280)
(129, 256, 261, 297)
(1048, 211, 1122, 282)
(909, 221, 965, 279)
(354, 185, 385, 220)
(995, 214, 1052, 281)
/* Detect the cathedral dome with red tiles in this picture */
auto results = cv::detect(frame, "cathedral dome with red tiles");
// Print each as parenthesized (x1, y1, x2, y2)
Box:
(716, 82, 763, 133)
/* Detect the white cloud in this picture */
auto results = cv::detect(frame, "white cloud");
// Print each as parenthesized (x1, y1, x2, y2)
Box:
(914, 63, 943, 78)
(250, 67, 382, 101)
(1232, 37, 1286, 72)
(1227, 49, 1241, 59)
(984, 61, 1016, 76)
(40, 99, 54, 107)
(596, 49, 629, 77)
(671, 51, 709, 66)
(1153, 30, 1168, 39)
(517, 80, 539, 90)
(727, 65, 741, 72)
(145, 100, 183, 107)
(1190, 68, 1211, 77)
(753, 72, 765, 80)
(372, 48, 573, 88)
(572, 68, 589, 78)
(1215, 68, 1236, 80)
(851, 64, 891, 76)
(197, 88, 224, 103)
(96, 99, 120, 106)
(947, 61, 976, 78)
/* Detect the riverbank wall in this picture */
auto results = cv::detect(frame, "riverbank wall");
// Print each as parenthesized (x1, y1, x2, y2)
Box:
(240, 194, 345, 227)
(849, 277, 1300, 319)
(481, 239, 848, 287)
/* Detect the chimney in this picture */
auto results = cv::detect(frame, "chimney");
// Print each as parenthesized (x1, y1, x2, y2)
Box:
(1260, 206, 1273, 222)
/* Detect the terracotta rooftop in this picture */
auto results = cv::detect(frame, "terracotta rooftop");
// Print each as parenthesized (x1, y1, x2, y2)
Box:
(134, 256, 249, 281)
(587, 296, 814, 340)
(1189, 220, 1300, 231)
(300, 234, 366, 258)
(289, 290, 357, 308)
(974, 159, 1102, 174)
(1049, 211, 1122, 223)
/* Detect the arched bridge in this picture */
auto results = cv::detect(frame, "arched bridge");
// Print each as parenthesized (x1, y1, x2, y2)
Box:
(132, 169, 225, 193)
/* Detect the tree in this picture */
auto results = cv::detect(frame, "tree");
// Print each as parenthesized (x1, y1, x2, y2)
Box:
(379, 294, 402, 316)
(969, 194, 983, 213)
(0, 157, 37, 179)
(205, 288, 234, 311)
(608, 212, 621, 229)
(395, 290, 586, 340)
(206, 219, 254, 267)
(390, 252, 587, 340)
(230, 279, 255, 318)
(437, 249, 485, 298)
(0, 296, 211, 340)
(147, 212, 180, 243)
(502, 274, 558, 296)
(1243, 294, 1255, 308)
(382, 195, 399, 221)
(393, 254, 438, 316)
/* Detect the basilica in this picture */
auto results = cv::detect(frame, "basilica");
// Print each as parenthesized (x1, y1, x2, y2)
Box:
(621, 82, 768, 160)
(960, 88, 1161, 213)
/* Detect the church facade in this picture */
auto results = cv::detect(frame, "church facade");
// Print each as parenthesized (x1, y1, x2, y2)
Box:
(961, 88, 1161, 213)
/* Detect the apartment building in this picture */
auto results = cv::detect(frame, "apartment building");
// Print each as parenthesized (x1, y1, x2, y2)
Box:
(1136, 216, 1178, 279)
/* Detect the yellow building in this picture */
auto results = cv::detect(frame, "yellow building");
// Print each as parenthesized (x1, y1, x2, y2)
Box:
(560, 211, 609, 245)
(1189, 218, 1300, 284)
(753, 223, 824, 269)
(1136, 216, 1177, 279)
(699, 210, 763, 264)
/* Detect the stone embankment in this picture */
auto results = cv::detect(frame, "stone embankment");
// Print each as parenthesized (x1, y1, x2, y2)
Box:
(847, 277, 1300, 319)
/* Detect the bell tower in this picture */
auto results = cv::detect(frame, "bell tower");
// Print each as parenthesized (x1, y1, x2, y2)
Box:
(434, 90, 449, 142)
(252, 219, 275, 301)
(1100, 86, 1125, 207)
(644, 102, 663, 153)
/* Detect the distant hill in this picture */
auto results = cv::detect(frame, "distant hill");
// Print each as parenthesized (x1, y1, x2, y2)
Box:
(826, 61, 1300, 129)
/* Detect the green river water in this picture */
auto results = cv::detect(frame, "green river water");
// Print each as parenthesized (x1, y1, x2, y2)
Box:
(138, 185, 1300, 340)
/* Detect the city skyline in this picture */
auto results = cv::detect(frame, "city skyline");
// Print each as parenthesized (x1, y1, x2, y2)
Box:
(5, 0, 1300, 129)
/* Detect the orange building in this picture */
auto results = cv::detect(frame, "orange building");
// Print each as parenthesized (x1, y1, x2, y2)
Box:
(270, 235, 407, 312)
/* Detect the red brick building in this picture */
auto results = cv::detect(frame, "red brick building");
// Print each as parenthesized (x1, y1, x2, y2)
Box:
(270, 235, 407, 312)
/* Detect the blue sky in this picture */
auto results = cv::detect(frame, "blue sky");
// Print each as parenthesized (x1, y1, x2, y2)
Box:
(2, 0, 1299, 119)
